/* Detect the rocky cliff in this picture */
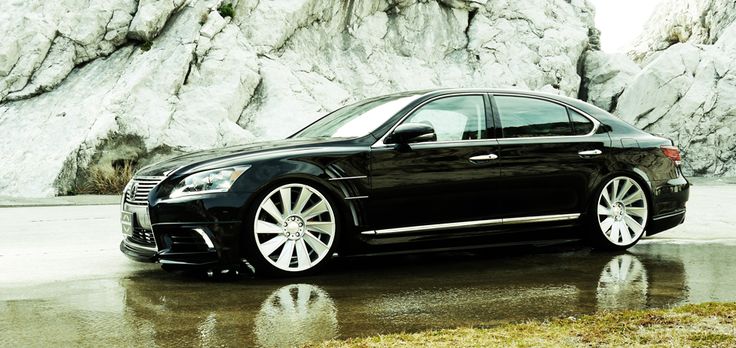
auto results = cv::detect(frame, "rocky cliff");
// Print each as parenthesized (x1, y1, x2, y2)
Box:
(628, 0, 736, 64)
(583, 0, 736, 177)
(0, 0, 597, 197)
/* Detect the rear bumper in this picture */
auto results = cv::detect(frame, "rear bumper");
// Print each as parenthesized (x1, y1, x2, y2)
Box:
(646, 209, 686, 236)
(646, 175, 689, 236)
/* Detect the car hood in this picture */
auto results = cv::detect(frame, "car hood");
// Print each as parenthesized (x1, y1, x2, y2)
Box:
(135, 138, 341, 177)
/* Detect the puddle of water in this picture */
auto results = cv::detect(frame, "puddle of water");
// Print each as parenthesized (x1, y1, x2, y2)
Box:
(2, 243, 736, 347)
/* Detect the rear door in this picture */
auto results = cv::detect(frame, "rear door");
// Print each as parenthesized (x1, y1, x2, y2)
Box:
(491, 94, 610, 218)
(369, 94, 501, 231)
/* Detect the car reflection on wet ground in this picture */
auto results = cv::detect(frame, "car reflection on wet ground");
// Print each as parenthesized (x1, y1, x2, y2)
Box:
(2, 242, 736, 347)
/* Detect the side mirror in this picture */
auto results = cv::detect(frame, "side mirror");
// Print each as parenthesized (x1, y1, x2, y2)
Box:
(387, 123, 437, 144)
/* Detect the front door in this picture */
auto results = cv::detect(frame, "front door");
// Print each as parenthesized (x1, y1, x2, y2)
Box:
(369, 94, 501, 231)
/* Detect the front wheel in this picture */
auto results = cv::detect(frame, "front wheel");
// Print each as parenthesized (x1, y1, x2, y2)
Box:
(590, 176, 649, 250)
(243, 182, 339, 276)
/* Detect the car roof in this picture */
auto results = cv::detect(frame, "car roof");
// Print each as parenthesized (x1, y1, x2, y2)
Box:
(412, 87, 573, 102)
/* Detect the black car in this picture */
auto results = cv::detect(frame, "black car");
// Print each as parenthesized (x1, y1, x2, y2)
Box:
(119, 88, 689, 276)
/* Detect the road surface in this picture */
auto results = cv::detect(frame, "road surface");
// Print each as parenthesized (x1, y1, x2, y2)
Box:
(1, 183, 734, 347)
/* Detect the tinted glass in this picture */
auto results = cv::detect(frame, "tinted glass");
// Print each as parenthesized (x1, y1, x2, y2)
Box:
(495, 96, 573, 138)
(569, 109, 594, 135)
(402, 95, 486, 141)
(293, 94, 422, 138)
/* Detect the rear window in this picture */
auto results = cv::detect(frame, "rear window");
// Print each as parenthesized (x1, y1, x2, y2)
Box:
(495, 96, 573, 138)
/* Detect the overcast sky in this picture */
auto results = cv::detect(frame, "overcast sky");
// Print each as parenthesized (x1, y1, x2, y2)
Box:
(590, 0, 662, 52)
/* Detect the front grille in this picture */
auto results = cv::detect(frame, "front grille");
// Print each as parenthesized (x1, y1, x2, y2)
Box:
(125, 176, 165, 205)
(130, 227, 156, 247)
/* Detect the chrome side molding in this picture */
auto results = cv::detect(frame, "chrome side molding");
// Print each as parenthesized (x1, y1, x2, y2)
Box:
(361, 213, 581, 235)
(328, 175, 368, 181)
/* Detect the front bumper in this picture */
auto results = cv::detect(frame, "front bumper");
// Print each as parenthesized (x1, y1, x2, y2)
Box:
(120, 238, 158, 262)
(119, 191, 252, 267)
(120, 222, 243, 266)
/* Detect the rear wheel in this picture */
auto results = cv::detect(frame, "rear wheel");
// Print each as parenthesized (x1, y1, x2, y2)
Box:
(590, 176, 649, 250)
(244, 182, 339, 276)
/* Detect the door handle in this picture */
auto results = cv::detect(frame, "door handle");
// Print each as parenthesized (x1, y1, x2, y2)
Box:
(578, 149, 603, 157)
(469, 154, 499, 163)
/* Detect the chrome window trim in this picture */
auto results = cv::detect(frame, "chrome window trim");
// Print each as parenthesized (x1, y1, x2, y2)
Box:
(361, 213, 581, 235)
(371, 92, 603, 149)
(491, 93, 601, 140)
(408, 138, 499, 148)
(372, 92, 489, 148)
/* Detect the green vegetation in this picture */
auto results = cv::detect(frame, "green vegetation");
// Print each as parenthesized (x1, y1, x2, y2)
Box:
(76, 160, 135, 195)
(217, 3, 235, 18)
(318, 302, 736, 348)
(141, 40, 153, 51)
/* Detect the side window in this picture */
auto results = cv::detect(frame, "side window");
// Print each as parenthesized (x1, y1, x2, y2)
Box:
(403, 95, 486, 142)
(495, 96, 573, 138)
(569, 109, 594, 135)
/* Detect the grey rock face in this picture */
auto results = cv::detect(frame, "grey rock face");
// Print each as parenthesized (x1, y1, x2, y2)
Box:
(600, 1, 736, 177)
(629, 0, 736, 64)
(0, 0, 597, 197)
(615, 33, 736, 176)
(235, 0, 596, 139)
(128, 0, 187, 42)
(582, 51, 641, 112)
(0, 0, 138, 102)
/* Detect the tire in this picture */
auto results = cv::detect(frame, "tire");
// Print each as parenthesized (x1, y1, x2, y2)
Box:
(588, 175, 649, 250)
(242, 182, 340, 277)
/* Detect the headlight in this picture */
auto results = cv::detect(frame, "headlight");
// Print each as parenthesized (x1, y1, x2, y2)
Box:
(169, 166, 251, 198)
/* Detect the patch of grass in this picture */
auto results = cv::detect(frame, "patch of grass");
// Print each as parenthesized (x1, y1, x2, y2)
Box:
(317, 302, 736, 348)
(77, 160, 135, 195)
(140, 40, 153, 51)
(217, 2, 235, 18)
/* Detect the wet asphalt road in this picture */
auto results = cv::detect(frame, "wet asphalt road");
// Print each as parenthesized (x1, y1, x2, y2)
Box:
(1, 184, 735, 347)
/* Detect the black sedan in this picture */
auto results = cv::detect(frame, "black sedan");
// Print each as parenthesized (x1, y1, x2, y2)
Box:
(119, 89, 689, 276)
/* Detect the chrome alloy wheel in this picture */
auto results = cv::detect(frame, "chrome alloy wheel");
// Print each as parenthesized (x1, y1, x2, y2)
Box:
(597, 177, 648, 246)
(254, 183, 336, 272)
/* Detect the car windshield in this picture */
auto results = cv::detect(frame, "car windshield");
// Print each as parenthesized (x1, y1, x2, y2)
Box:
(291, 94, 422, 139)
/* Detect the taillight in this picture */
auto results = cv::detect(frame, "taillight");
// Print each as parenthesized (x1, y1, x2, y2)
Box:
(660, 145, 682, 166)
